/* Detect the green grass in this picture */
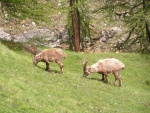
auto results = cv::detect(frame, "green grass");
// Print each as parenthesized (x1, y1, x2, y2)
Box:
(0, 42, 150, 113)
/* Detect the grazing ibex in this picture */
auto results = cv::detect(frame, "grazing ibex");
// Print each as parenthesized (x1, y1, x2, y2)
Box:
(32, 48, 66, 73)
(83, 58, 125, 86)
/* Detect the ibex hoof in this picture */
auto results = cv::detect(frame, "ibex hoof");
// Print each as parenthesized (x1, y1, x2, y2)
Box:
(46, 69, 50, 72)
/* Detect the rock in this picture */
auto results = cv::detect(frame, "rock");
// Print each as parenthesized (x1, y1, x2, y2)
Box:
(13, 28, 69, 48)
(13, 29, 53, 42)
(0, 28, 12, 40)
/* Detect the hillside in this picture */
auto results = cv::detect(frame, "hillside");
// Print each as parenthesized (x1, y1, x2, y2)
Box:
(0, 42, 150, 113)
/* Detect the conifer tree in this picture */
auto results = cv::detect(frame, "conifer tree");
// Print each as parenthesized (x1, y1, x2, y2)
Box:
(93, 0, 150, 53)
(68, 0, 90, 52)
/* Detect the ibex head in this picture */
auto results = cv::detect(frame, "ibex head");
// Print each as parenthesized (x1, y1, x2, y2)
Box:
(32, 53, 42, 66)
(83, 59, 91, 77)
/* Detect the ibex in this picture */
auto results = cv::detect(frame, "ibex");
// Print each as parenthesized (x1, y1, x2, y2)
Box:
(32, 48, 66, 73)
(83, 58, 125, 86)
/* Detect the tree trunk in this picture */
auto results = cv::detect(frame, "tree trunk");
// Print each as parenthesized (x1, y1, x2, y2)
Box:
(70, 0, 80, 52)
(145, 21, 150, 42)
(143, 0, 150, 42)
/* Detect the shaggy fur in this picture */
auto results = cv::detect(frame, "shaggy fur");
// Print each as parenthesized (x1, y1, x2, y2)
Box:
(83, 58, 125, 86)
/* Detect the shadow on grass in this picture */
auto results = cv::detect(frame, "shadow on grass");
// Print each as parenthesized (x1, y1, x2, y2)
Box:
(87, 77, 116, 86)
(36, 65, 60, 73)
(86, 77, 107, 83)
(1, 40, 24, 51)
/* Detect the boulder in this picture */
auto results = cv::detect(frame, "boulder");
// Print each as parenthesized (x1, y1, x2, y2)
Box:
(0, 28, 12, 41)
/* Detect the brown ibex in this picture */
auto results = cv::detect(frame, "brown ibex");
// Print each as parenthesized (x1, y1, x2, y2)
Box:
(32, 48, 66, 73)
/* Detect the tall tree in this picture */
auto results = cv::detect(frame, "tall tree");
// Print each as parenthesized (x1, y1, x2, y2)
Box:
(68, 0, 91, 52)
(70, 0, 80, 52)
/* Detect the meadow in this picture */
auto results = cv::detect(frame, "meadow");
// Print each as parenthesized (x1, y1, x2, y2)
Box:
(0, 42, 150, 113)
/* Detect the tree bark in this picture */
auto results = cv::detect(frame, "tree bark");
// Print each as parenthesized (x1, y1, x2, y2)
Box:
(143, 0, 150, 42)
(145, 21, 150, 42)
(70, 0, 80, 52)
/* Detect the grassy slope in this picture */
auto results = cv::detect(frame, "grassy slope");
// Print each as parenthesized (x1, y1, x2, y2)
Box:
(0, 42, 150, 113)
